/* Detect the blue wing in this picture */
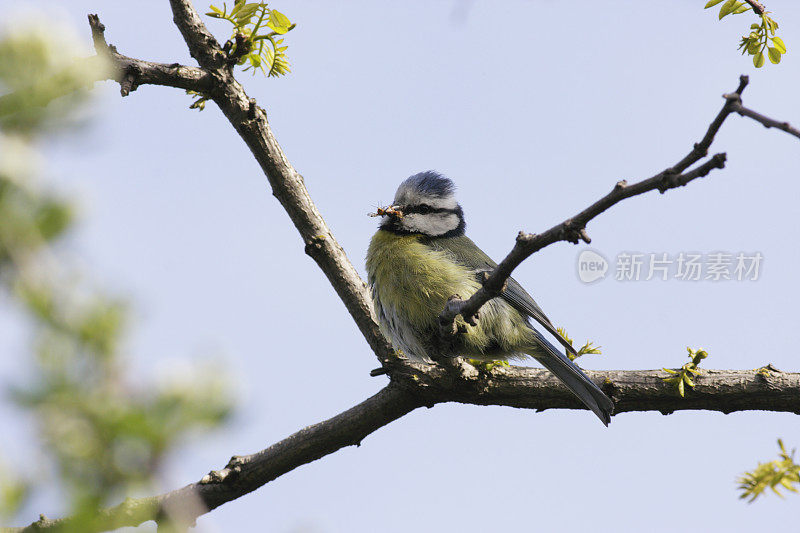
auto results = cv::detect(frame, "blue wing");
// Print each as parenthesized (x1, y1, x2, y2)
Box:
(425, 235, 613, 425)
(425, 235, 577, 357)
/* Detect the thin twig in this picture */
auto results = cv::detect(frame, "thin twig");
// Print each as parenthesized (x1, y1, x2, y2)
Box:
(743, 0, 766, 16)
(0, 13, 216, 114)
(88, 14, 217, 97)
(437, 75, 796, 339)
(730, 100, 800, 139)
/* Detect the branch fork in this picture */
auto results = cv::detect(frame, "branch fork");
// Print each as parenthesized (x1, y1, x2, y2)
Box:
(81, 13, 219, 99)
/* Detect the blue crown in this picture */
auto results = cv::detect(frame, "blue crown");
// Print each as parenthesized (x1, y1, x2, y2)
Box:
(400, 170, 455, 198)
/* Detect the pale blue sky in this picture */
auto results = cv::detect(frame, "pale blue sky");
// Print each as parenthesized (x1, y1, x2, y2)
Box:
(1, 1, 799, 532)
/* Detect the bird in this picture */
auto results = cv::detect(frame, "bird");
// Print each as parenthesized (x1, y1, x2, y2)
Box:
(366, 170, 614, 425)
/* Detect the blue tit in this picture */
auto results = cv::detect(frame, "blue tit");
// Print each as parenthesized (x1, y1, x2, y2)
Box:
(366, 171, 614, 425)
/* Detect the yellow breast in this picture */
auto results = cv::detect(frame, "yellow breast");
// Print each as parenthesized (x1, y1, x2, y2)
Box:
(366, 230, 480, 331)
(366, 230, 534, 359)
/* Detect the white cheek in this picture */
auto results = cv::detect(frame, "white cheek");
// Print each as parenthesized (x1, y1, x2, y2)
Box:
(405, 213, 459, 236)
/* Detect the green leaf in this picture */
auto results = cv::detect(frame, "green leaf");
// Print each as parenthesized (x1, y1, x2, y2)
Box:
(267, 9, 293, 34)
(754, 51, 765, 67)
(768, 47, 782, 64)
(235, 4, 260, 25)
(751, 23, 761, 30)
(202, 2, 294, 78)
(677, 378, 685, 397)
(747, 41, 760, 55)
(704, 0, 726, 7)
(229, 0, 245, 17)
(732, 4, 751, 14)
(766, 17, 778, 35)
(718, 0, 737, 19)
(772, 36, 787, 54)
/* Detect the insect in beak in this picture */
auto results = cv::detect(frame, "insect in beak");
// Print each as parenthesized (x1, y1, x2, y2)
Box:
(368, 205, 404, 219)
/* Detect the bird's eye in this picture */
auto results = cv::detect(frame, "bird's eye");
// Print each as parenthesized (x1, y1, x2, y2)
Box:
(416, 205, 432, 214)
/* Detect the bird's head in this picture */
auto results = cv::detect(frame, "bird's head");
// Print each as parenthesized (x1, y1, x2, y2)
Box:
(374, 171, 465, 237)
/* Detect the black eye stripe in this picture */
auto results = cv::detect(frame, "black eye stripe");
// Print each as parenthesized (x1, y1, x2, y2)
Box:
(404, 205, 458, 215)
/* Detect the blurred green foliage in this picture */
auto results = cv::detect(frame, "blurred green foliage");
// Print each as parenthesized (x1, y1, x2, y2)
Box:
(738, 440, 800, 502)
(662, 347, 708, 397)
(704, 0, 787, 67)
(0, 23, 108, 134)
(0, 18, 234, 528)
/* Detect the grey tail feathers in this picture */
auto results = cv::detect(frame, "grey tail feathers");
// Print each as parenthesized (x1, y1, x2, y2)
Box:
(528, 330, 614, 426)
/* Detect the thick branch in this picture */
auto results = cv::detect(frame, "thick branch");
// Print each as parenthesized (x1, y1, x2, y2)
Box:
(7, 365, 799, 531)
(390, 361, 800, 416)
(438, 75, 797, 338)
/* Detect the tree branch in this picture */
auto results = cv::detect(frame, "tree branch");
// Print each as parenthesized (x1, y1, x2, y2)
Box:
(729, 99, 800, 139)
(167, 0, 226, 70)
(0, 10, 393, 360)
(3, 385, 423, 532)
(0, 46, 212, 117)
(390, 362, 800, 416)
(87, 14, 216, 97)
(437, 75, 797, 340)
(743, 0, 766, 16)
(159, 3, 397, 361)
(6, 365, 799, 531)
(0, 14, 216, 119)
(0, 14, 215, 117)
